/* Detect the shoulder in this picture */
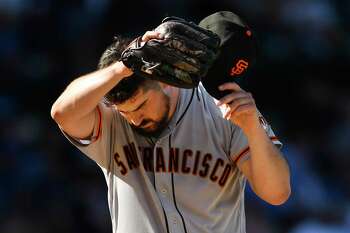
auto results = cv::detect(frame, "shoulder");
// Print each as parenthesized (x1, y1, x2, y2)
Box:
(195, 83, 224, 118)
(190, 84, 236, 132)
(97, 101, 129, 127)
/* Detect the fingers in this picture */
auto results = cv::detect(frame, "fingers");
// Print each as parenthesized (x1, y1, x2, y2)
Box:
(216, 91, 248, 106)
(217, 83, 258, 125)
(225, 104, 255, 120)
(223, 97, 255, 119)
(218, 82, 243, 92)
(215, 85, 256, 120)
(141, 31, 164, 42)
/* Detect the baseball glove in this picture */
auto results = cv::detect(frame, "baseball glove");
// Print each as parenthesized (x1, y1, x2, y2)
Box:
(121, 16, 221, 88)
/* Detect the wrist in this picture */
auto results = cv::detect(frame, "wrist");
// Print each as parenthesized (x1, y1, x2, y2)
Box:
(111, 61, 133, 78)
(239, 116, 264, 138)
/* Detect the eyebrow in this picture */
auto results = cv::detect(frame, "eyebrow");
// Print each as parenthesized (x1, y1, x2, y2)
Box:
(121, 99, 148, 113)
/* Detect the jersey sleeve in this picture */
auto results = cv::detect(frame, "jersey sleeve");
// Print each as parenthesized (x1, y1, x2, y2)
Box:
(59, 102, 114, 169)
(229, 110, 282, 165)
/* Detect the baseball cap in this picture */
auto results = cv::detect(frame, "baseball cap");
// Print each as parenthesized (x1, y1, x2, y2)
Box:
(199, 11, 257, 99)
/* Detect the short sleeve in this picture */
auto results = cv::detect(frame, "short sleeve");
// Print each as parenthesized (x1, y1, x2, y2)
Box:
(229, 110, 282, 165)
(60, 102, 114, 169)
(257, 111, 282, 149)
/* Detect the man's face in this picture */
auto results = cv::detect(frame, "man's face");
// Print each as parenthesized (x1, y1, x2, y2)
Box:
(116, 86, 171, 137)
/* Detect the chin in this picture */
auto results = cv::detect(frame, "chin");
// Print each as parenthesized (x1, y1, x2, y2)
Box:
(132, 99, 171, 137)
(133, 122, 167, 138)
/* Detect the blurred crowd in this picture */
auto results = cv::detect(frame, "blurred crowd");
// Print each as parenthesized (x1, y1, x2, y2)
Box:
(0, 0, 349, 233)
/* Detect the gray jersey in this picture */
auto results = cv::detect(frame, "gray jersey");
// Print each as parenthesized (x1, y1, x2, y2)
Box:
(61, 84, 281, 233)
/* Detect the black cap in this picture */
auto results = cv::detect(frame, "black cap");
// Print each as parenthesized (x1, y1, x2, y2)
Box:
(199, 11, 257, 99)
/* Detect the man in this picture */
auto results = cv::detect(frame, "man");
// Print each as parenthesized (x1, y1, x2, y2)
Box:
(51, 30, 290, 233)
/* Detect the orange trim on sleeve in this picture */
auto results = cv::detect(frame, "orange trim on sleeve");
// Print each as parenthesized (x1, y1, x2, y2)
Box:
(233, 147, 250, 164)
(233, 136, 280, 164)
(271, 136, 282, 143)
(93, 105, 102, 142)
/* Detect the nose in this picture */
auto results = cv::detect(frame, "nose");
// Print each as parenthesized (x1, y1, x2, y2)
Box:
(129, 113, 144, 127)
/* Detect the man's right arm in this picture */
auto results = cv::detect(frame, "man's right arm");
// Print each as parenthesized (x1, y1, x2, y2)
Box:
(50, 61, 132, 139)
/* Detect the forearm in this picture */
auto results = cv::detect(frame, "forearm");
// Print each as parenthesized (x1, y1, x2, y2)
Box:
(243, 118, 291, 205)
(216, 82, 290, 205)
(51, 62, 128, 121)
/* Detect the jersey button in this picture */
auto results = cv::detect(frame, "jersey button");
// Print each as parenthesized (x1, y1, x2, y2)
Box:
(161, 188, 167, 194)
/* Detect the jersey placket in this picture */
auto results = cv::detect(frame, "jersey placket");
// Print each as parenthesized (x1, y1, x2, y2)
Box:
(153, 136, 186, 233)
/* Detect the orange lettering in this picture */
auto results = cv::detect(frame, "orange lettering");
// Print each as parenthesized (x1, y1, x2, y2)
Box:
(142, 147, 153, 172)
(230, 59, 249, 76)
(114, 152, 128, 175)
(169, 148, 179, 173)
(199, 153, 212, 178)
(123, 143, 139, 170)
(210, 158, 224, 182)
(219, 164, 232, 187)
(192, 151, 201, 176)
(181, 149, 193, 174)
(156, 147, 166, 172)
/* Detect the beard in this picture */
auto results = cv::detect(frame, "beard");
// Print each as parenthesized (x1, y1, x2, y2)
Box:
(131, 96, 171, 138)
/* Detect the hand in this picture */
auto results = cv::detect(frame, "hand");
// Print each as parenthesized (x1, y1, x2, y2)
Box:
(119, 31, 164, 77)
(141, 30, 164, 43)
(216, 82, 259, 132)
(118, 62, 133, 77)
(120, 30, 165, 77)
(121, 17, 219, 89)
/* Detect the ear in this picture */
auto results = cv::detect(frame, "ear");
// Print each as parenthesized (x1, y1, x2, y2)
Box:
(159, 82, 176, 96)
(159, 82, 169, 89)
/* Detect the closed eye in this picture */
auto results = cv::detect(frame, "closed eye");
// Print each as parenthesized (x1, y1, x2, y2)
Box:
(120, 99, 148, 114)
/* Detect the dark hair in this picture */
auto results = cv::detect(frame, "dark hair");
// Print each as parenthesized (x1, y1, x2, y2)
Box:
(98, 36, 152, 105)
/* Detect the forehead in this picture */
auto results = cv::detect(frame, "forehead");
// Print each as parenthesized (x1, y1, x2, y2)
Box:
(116, 88, 150, 112)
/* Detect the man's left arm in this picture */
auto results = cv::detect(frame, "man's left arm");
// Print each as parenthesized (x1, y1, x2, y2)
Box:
(217, 82, 291, 205)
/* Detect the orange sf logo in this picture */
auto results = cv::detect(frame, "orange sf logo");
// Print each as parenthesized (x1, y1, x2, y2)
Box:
(230, 60, 249, 76)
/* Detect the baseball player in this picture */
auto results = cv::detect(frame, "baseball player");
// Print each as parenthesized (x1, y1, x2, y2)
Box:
(51, 12, 290, 233)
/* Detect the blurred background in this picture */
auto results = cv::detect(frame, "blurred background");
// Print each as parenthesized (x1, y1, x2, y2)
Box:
(0, 0, 349, 232)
